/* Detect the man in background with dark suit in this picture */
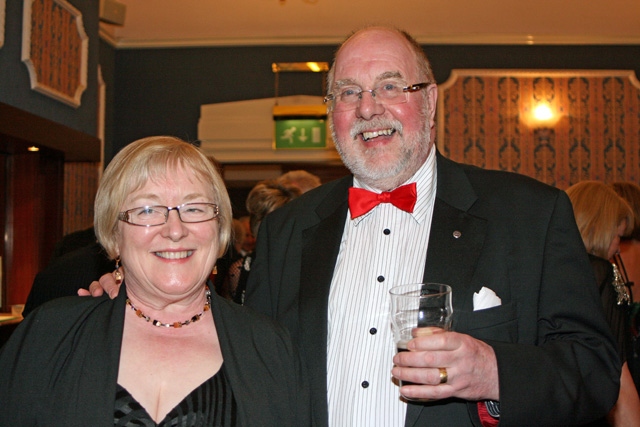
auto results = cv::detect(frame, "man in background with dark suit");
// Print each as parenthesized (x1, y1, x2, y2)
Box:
(24, 239, 113, 317)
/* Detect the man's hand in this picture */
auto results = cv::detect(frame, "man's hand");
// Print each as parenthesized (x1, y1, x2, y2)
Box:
(391, 328, 499, 402)
(76, 269, 123, 299)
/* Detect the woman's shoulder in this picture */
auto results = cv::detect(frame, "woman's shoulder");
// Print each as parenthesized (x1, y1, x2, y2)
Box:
(31, 293, 112, 317)
(213, 293, 284, 331)
(1, 295, 116, 375)
(17, 294, 117, 340)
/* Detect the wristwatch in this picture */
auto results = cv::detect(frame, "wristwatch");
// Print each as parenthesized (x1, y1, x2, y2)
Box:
(485, 400, 500, 418)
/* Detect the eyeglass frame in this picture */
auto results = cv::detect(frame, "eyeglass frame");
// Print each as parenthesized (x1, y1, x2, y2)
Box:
(117, 203, 220, 227)
(323, 82, 431, 110)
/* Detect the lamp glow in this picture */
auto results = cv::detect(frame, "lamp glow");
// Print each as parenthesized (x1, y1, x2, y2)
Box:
(533, 104, 553, 121)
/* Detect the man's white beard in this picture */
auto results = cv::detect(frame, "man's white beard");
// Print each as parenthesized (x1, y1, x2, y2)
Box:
(331, 111, 432, 189)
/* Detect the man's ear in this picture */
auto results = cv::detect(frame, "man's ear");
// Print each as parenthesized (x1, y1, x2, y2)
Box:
(426, 84, 438, 126)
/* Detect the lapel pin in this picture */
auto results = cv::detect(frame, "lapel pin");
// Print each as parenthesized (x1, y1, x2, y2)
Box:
(453, 230, 462, 239)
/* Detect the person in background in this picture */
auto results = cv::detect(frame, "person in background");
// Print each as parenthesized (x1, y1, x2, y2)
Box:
(48, 226, 98, 262)
(611, 181, 640, 394)
(212, 218, 246, 297)
(611, 182, 640, 295)
(88, 26, 620, 426)
(567, 180, 640, 426)
(223, 179, 301, 304)
(231, 218, 247, 256)
(237, 216, 255, 255)
(23, 240, 113, 317)
(277, 169, 321, 194)
(0, 136, 311, 426)
(23, 226, 111, 317)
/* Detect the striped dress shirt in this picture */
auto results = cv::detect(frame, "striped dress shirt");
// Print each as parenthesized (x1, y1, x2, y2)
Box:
(327, 147, 437, 426)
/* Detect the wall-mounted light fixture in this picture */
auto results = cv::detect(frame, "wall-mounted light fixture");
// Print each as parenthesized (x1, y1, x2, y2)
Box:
(533, 103, 553, 122)
(271, 62, 328, 73)
(523, 101, 562, 129)
(272, 62, 329, 103)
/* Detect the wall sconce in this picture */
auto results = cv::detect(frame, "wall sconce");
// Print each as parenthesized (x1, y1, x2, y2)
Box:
(524, 101, 562, 129)
(533, 104, 553, 122)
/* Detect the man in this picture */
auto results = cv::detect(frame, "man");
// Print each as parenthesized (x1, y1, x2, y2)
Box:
(241, 27, 619, 426)
(91, 26, 619, 426)
(24, 241, 113, 317)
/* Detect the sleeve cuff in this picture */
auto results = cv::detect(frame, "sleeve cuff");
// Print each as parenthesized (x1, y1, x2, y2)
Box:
(477, 401, 500, 427)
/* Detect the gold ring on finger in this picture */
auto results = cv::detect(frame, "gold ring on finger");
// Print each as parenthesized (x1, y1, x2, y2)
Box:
(438, 367, 448, 384)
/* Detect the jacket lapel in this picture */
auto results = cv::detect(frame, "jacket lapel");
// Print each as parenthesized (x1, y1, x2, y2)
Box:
(405, 153, 488, 427)
(299, 176, 352, 426)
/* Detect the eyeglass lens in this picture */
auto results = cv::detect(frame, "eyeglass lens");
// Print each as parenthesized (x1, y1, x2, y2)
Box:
(121, 203, 218, 226)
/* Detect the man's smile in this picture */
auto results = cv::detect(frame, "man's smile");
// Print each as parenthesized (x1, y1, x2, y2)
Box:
(361, 128, 396, 141)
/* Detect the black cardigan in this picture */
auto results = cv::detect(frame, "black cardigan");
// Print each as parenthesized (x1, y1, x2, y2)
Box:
(0, 283, 312, 426)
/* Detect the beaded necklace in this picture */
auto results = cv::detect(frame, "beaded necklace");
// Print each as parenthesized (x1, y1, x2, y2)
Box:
(126, 288, 212, 328)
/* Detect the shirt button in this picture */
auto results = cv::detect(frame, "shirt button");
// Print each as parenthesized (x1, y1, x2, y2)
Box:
(361, 381, 369, 388)
(383, 228, 391, 235)
(377, 276, 385, 283)
(369, 327, 377, 335)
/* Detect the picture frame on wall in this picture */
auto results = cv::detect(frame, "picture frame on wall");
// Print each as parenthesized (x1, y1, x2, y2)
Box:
(21, 0, 88, 108)
(0, 0, 5, 49)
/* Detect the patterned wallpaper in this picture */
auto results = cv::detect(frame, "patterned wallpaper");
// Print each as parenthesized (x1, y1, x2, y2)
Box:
(63, 162, 99, 235)
(438, 70, 640, 189)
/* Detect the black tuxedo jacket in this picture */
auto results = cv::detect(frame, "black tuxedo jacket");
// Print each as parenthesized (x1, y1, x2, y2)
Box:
(245, 152, 620, 426)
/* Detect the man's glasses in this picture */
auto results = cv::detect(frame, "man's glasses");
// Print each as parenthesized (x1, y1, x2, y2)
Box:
(118, 203, 219, 227)
(323, 81, 430, 112)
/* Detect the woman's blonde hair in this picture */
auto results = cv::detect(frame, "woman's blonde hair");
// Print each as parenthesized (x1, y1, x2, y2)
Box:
(611, 181, 640, 240)
(94, 136, 232, 259)
(566, 180, 633, 259)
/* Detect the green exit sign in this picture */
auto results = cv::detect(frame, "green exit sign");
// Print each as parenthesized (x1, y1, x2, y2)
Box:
(274, 119, 326, 149)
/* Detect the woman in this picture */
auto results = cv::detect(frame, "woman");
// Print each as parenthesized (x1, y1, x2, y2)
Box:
(0, 136, 311, 426)
(567, 180, 640, 426)
(611, 181, 640, 395)
(611, 182, 640, 296)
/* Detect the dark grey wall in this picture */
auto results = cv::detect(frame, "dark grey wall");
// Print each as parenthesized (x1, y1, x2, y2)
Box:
(0, 0, 100, 138)
(110, 43, 640, 164)
(111, 45, 336, 163)
(99, 39, 116, 162)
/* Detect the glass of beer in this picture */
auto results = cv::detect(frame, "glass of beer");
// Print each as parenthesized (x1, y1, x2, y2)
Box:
(389, 283, 453, 388)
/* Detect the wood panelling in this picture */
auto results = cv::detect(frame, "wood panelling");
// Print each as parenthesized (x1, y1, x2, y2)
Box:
(0, 103, 99, 311)
(3, 151, 63, 309)
(63, 162, 100, 235)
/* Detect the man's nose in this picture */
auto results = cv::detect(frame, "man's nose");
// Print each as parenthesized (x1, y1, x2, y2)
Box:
(355, 91, 384, 120)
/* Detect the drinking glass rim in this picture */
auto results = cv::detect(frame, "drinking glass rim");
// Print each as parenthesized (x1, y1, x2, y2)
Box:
(389, 282, 452, 297)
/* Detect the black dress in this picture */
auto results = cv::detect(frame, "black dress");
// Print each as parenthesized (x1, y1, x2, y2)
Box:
(114, 366, 238, 426)
(590, 254, 630, 362)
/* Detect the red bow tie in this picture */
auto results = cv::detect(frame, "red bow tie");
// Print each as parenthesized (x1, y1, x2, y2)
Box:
(348, 183, 417, 219)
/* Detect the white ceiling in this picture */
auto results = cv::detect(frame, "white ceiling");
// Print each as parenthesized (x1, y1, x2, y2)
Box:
(99, 0, 640, 48)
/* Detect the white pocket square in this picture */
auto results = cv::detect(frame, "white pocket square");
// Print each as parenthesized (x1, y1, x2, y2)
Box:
(473, 287, 502, 311)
